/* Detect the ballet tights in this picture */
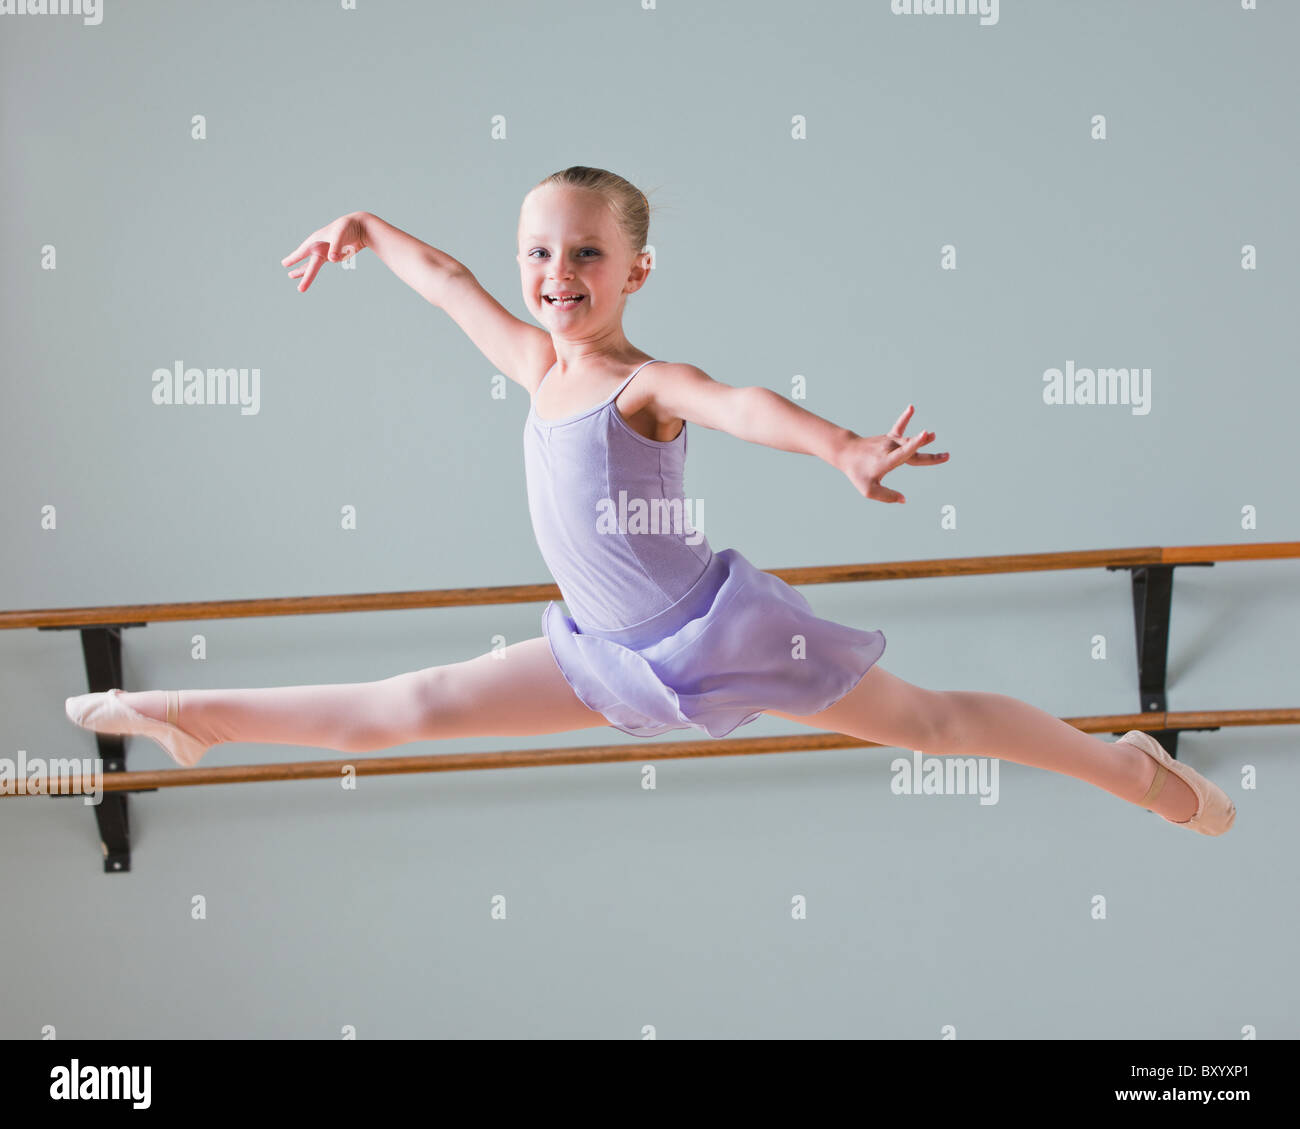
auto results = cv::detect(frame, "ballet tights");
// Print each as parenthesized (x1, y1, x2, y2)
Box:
(119, 671, 451, 755)
(111, 640, 611, 755)
(119, 676, 1199, 822)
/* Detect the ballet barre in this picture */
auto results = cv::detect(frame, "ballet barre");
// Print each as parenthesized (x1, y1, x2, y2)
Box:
(4, 541, 1298, 629)
(5, 539, 1296, 872)
(5, 708, 1296, 796)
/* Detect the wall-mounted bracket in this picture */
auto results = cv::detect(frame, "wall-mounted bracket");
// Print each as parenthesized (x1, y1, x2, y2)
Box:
(1104, 562, 1214, 757)
(38, 622, 147, 872)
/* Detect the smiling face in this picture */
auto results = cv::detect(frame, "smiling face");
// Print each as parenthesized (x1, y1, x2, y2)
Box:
(517, 184, 650, 338)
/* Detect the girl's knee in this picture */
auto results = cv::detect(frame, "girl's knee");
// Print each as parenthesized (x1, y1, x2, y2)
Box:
(785, 665, 946, 750)
(920, 689, 961, 752)
(858, 669, 951, 750)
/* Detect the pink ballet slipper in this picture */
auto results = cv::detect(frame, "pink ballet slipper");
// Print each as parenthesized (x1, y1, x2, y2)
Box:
(1119, 729, 1236, 836)
(65, 688, 209, 768)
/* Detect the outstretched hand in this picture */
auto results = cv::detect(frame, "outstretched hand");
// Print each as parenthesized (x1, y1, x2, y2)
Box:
(281, 213, 368, 293)
(839, 405, 949, 504)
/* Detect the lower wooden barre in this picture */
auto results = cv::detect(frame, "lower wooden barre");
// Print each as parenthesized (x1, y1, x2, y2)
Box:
(9, 707, 1296, 796)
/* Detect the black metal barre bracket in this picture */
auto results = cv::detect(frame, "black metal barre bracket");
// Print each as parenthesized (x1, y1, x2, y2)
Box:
(1105, 562, 1215, 758)
(36, 623, 148, 872)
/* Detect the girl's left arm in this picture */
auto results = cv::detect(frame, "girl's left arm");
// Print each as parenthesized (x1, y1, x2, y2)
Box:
(654, 365, 856, 463)
(654, 364, 948, 504)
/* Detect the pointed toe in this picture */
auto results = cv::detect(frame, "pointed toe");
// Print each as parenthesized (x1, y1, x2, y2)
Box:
(1120, 729, 1235, 837)
(62, 688, 208, 768)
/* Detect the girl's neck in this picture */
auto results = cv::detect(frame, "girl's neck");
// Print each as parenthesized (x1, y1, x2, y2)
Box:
(549, 333, 645, 374)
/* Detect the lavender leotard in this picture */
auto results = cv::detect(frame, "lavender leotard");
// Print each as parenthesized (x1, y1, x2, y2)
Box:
(524, 358, 886, 738)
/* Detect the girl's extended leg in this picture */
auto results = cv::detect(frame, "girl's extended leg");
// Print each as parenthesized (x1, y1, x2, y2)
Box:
(115, 637, 611, 755)
(766, 665, 1199, 823)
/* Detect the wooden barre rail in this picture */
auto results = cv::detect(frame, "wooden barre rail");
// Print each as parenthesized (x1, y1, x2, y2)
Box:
(8, 708, 1296, 795)
(4, 541, 1298, 630)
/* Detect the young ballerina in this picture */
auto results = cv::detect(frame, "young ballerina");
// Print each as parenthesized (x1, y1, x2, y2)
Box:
(67, 165, 1234, 835)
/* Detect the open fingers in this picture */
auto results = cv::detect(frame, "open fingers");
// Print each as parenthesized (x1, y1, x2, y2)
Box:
(282, 238, 332, 268)
(295, 252, 327, 293)
(888, 404, 914, 438)
(281, 240, 316, 269)
(868, 435, 929, 505)
(885, 429, 934, 471)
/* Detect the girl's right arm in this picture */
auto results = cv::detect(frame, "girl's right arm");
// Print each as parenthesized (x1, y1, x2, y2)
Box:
(282, 211, 550, 388)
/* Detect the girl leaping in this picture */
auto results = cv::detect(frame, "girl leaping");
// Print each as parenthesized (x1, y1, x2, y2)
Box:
(67, 165, 1234, 836)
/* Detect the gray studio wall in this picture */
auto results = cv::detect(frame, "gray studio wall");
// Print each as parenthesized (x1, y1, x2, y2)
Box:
(2, 0, 1296, 1039)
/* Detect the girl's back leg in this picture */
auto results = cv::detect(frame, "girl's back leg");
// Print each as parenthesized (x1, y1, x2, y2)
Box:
(104, 636, 612, 758)
(765, 664, 1202, 823)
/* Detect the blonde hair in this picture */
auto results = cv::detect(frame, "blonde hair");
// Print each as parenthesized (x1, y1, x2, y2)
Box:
(528, 165, 662, 257)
